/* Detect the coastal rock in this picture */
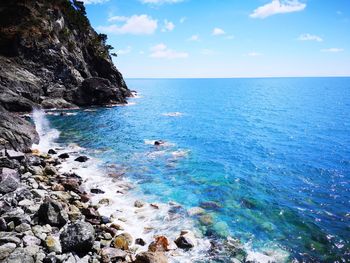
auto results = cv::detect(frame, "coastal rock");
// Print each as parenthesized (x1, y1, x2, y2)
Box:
(37, 199, 68, 227)
(135, 252, 168, 263)
(134, 200, 145, 208)
(0, 168, 20, 194)
(148, 236, 176, 252)
(135, 238, 146, 246)
(46, 235, 62, 253)
(113, 233, 133, 250)
(91, 188, 105, 194)
(44, 165, 57, 176)
(41, 98, 75, 109)
(101, 247, 127, 262)
(58, 153, 70, 159)
(60, 221, 95, 255)
(48, 149, 57, 155)
(174, 230, 197, 249)
(0, 243, 17, 260)
(74, 156, 89, 162)
(0, 111, 39, 152)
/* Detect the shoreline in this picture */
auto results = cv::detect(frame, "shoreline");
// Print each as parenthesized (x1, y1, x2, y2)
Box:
(1, 107, 289, 263)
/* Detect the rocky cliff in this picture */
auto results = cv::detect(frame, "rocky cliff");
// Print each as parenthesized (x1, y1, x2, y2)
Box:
(0, 0, 131, 151)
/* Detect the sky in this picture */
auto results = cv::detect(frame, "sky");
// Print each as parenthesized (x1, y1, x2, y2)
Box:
(82, 0, 350, 78)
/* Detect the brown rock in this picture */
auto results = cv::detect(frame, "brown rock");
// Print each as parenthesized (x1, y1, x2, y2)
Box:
(135, 252, 168, 263)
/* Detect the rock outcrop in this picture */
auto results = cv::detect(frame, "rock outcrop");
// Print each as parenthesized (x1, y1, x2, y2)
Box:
(0, 0, 130, 151)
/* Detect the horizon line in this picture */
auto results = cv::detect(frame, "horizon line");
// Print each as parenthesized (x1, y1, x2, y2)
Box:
(125, 75, 350, 80)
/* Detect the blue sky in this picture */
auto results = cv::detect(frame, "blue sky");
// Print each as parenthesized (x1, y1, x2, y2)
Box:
(82, 0, 350, 78)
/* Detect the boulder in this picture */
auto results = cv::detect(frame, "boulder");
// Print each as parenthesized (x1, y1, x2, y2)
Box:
(58, 153, 69, 159)
(134, 200, 145, 208)
(135, 252, 168, 263)
(174, 230, 197, 249)
(0, 168, 20, 194)
(37, 199, 68, 227)
(41, 98, 75, 109)
(101, 247, 127, 262)
(113, 233, 133, 250)
(46, 235, 62, 253)
(60, 221, 95, 255)
(135, 238, 146, 246)
(48, 149, 57, 155)
(74, 156, 89, 162)
(0, 110, 39, 152)
(148, 236, 176, 252)
(0, 243, 17, 260)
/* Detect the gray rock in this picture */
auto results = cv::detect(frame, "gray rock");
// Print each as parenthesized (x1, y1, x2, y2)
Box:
(5, 150, 25, 161)
(135, 252, 168, 263)
(60, 221, 95, 255)
(0, 110, 39, 152)
(15, 222, 31, 232)
(0, 168, 20, 194)
(101, 247, 127, 262)
(37, 199, 68, 227)
(45, 235, 62, 253)
(23, 234, 41, 246)
(0, 242, 16, 260)
(5, 247, 35, 263)
(134, 200, 145, 208)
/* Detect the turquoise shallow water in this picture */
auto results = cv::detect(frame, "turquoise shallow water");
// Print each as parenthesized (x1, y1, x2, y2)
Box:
(48, 78, 350, 261)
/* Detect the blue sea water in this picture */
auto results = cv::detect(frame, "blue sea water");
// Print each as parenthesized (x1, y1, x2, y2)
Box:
(48, 78, 350, 261)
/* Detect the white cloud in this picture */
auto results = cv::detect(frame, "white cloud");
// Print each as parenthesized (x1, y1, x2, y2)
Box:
(247, 52, 263, 57)
(150, 43, 188, 59)
(298, 33, 323, 42)
(250, 0, 306, 19)
(117, 46, 132, 55)
(180, 17, 187, 23)
(140, 0, 184, 4)
(321, 48, 344, 53)
(81, 0, 109, 4)
(98, 15, 158, 35)
(212, 28, 226, 36)
(188, 35, 200, 41)
(162, 20, 175, 32)
(108, 16, 128, 22)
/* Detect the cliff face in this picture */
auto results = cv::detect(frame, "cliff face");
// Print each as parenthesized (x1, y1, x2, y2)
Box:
(0, 0, 131, 151)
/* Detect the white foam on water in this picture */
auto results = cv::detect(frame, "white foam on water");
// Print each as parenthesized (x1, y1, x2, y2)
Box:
(56, 150, 212, 263)
(162, 112, 183, 117)
(30, 110, 290, 262)
(32, 109, 60, 152)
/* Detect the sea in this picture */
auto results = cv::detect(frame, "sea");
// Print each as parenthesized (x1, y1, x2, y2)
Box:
(35, 78, 350, 262)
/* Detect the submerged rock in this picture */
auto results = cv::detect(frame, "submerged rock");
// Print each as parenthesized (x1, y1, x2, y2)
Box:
(37, 199, 68, 227)
(60, 221, 95, 255)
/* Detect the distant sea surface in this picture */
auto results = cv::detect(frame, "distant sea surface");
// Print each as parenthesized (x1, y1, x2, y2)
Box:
(49, 78, 350, 261)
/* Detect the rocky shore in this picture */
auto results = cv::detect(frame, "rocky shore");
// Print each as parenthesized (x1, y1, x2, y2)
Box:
(0, 145, 201, 263)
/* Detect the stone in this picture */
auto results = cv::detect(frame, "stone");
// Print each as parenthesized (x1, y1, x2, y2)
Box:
(148, 236, 176, 252)
(200, 201, 222, 210)
(60, 221, 95, 255)
(135, 252, 168, 263)
(37, 199, 68, 227)
(0, 168, 20, 194)
(52, 183, 65, 191)
(74, 156, 89, 162)
(91, 188, 105, 194)
(48, 149, 57, 155)
(58, 153, 69, 159)
(6, 150, 25, 161)
(98, 198, 111, 206)
(24, 244, 40, 256)
(135, 238, 146, 246)
(15, 222, 31, 232)
(113, 233, 133, 250)
(199, 214, 214, 226)
(134, 200, 145, 208)
(0, 233, 21, 245)
(0, 243, 16, 260)
(23, 235, 41, 246)
(44, 165, 57, 176)
(101, 247, 127, 262)
(187, 207, 206, 216)
(174, 230, 197, 249)
(46, 236, 62, 253)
